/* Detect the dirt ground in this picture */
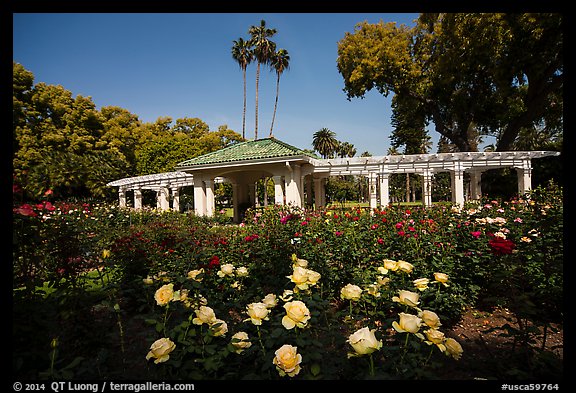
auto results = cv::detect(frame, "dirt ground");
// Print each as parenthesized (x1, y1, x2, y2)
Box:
(437, 306, 563, 380)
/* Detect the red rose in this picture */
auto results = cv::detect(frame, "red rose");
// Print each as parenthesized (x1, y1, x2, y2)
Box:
(488, 237, 515, 255)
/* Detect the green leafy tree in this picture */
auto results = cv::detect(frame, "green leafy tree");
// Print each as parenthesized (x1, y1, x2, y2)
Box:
(248, 19, 277, 139)
(390, 93, 432, 202)
(99, 106, 144, 176)
(231, 37, 254, 139)
(12, 64, 124, 199)
(172, 117, 210, 138)
(269, 48, 290, 137)
(337, 13, 563, 152)
(135, 120, 243, 175)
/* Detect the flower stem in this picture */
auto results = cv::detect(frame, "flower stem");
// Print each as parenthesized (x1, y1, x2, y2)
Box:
(162, 304, 170, 337)
(424, 346, 434, 366)
(369, 354, 375, 377)
(256, 325, 267, 357)
(399, 333, 410, 366)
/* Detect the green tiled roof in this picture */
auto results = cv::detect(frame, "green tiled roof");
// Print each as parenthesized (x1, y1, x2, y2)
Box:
(177, 138, 318, 168)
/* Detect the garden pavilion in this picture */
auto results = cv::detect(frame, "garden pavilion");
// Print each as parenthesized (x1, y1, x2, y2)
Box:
(107, 138, 560, 223)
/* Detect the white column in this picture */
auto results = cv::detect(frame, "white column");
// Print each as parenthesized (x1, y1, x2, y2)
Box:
(313, 177, 325, 209)
(159, 185, 170, 211)
(171, 187, 180, 212)
(193, 176, 206, 216)
(134, 188, 142, 210)
(285, 164, 302, 207)
(421, 170, 433, 207)
(205, 179, 215, 217)
(369, 173, 378, 209)
(273, 175, 284, 205)
(450, 167, 465, 208)
(516, 160, 532, 196)
(118, 188, 127, 208)
(469, 171, 483, 200)
(379, 173, 390, 208)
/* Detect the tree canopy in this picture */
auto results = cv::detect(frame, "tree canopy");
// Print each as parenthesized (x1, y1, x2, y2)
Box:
(12, 62, 243, 201)
(337, 13, 563, 152)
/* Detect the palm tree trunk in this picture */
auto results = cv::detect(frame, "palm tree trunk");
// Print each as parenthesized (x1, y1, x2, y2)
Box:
(242, 67, 247, 139)
(270, 73, 280, 137)
(255, 62, 260, 139)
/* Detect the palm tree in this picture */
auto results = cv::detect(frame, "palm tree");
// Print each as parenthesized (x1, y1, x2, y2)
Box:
(336, 141, 357, 158)
(248, 20, 277, 139)
(269, 48, 290, 137)
(231, 38, 254, 140)
(312, 128, 339, 159)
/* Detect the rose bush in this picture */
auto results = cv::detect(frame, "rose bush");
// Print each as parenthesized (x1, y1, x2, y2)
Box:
(12, 183, 563, 379)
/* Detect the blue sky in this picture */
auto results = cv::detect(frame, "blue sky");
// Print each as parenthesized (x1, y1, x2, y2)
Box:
(13, 13, 430, 156)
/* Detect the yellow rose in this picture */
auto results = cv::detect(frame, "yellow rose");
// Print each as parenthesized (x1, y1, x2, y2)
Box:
(236, 266, 249, 277)
(413, 278, 430, 291)
(172, 288, 189, 303)
(392, 312, 423, 335)
(217, 263, 235, 277)
(347, 327, 382, 358)
(192, 305, 217, 325)
(419, 310, 442, 329)
(433, 272, 449, 286)
(340, 283, 363, 301)
(287, 266, 310, 290)
(445, 337, 463, 360)
(306, 269, 321, 286)
(187, 268, 204, 282)
(380, 259, 398, 274)
(209, 319, 228, 337)
(365, 283, 381, 297)
(273, 344, 302, 377)
(282, 300, 311, 329)
(262, 293, 278, 308)
(245, 302, 270, 325)
(392, 289, 420, 307)
(397, 260, 414, 274)
(102, 249, 111, 259)
(154, 283, 174, 306)
(424, 329, 447, 351)
(280, 290, 294, 302)
(376, 276, 390, 286)
(146, 337, 176, 364)
(230, 331, 252, 354)
(143, 277, 154, 285)
(293, 256, 308, 268)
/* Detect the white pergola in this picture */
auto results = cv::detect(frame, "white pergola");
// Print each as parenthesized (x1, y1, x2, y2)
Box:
(107, 171, 195, 211)
(314, 150, 559, 209)
(107, 138, 559, 222)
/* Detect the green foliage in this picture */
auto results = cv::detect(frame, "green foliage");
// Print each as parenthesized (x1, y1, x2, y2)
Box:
(336, 14, 563, 152)
(12, 63, 243, 202)
(12, 183, 563, 379)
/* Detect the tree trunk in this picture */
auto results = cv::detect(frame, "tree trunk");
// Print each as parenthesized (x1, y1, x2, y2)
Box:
(254, 62, 260, 139)
(270, 73, 280, 137)
(242, 67, 247, 139)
